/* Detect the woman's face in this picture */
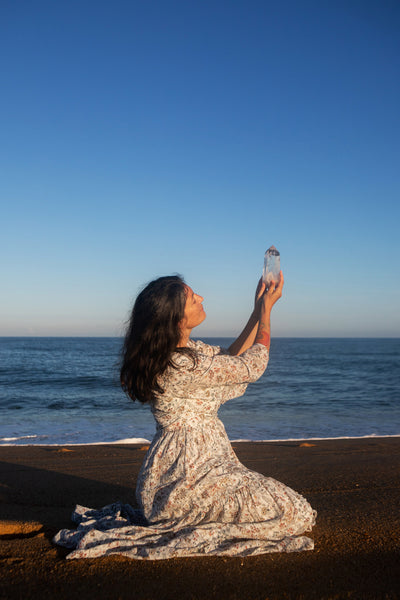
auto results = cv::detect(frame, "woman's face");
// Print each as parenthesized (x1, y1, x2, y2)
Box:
(180, 285, 206, 330)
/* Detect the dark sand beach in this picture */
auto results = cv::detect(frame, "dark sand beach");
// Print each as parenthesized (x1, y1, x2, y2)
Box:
(1, 438, 399, 599)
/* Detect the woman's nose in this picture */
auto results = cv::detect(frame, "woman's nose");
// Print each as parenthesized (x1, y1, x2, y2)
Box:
(195, 294, 204, 302)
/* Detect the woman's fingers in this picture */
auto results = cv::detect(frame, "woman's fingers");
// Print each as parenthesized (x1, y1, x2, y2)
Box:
(274, 272, 284, 299)
(268, 271, 284, 292)
(276, 271, 284, 292)
(264, 271, 284, 305)
(258, 279, 266, 297)
(255, 278, 266, 305)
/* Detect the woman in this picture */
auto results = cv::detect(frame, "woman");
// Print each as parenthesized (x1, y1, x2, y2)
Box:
(54, 273, 316, 559)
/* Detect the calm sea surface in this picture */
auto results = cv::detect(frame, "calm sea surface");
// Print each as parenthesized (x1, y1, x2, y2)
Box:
(1, 337, 399, 445)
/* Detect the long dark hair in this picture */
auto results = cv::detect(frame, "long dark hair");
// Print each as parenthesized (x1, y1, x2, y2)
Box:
(120, 275, 196, 403)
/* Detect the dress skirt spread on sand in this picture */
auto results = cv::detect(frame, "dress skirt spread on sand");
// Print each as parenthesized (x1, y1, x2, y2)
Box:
(54, 340, 316, 559)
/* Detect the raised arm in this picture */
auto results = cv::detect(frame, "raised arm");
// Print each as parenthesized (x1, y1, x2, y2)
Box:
(228, 278, 265, 356)
(254, 272, 284, 353)
(229, 274, 283, 355)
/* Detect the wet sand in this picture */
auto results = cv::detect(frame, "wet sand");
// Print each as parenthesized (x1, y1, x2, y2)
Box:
(1, 438, 400, 599)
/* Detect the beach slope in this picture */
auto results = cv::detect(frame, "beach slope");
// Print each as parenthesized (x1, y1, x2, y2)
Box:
(1, 438, 399, 599)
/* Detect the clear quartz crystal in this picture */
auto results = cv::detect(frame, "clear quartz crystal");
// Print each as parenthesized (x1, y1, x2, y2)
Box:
(262, 245, 281, 285)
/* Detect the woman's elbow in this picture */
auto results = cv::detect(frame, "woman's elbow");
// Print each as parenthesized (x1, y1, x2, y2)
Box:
(247, 358, 269, 382)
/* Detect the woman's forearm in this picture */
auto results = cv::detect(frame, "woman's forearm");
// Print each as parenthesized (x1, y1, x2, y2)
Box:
(253, 271, 283, 352)
(228, 311, 259, 356)
(228, 279, 266, 356)
(228, 273, 282, 356)
(254, 305, 271, 352)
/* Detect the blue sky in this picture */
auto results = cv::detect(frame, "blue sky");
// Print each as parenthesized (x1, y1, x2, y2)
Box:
(1, 0, 399, 337)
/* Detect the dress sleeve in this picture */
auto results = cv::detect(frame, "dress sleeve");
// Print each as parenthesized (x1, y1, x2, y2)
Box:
(189, 339, 227, 356)
(189, 343, 269, 387)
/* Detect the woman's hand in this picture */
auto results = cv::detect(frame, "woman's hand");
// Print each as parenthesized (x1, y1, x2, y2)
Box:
(262, 271, 284, 311)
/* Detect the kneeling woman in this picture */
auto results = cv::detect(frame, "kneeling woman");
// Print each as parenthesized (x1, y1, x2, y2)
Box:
(54, 273, 316, 559)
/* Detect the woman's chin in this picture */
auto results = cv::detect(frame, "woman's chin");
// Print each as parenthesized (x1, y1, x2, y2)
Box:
(197, 312, 206, 327)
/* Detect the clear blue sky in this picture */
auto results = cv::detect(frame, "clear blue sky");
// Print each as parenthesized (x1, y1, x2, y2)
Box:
(1, 0, 399, 337)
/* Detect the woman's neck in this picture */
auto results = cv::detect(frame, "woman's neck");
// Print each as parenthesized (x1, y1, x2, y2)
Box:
(178, 328, 191, 348)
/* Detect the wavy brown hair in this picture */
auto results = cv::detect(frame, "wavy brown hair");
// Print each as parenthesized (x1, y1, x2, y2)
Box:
(120, 275, 196, 403)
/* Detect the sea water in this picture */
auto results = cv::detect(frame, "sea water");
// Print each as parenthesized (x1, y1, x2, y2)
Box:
(0, 337, 399, 445)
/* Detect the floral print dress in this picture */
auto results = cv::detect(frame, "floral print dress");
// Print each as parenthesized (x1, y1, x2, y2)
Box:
(54, 340, 316, 559)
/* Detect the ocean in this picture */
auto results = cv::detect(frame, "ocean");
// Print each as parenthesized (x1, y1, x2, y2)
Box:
(0, 337, 399, 445)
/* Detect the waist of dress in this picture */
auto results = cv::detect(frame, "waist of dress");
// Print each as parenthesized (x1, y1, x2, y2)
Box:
(155, 414, 220, 432)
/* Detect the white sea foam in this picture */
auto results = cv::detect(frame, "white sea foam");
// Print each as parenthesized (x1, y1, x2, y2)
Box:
(231, 433, 400, 442)
(0, 437, 152, 446)
(0, 435, 39, 442)
(88, 438, 151, 445)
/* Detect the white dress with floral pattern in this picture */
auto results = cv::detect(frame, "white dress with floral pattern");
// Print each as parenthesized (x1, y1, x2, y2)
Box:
(54, 340, 316, 559)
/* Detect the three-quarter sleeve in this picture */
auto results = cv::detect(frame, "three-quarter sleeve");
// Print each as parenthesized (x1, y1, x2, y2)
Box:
(189, 343, 269, 387)
(158, 341, 269, 407)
